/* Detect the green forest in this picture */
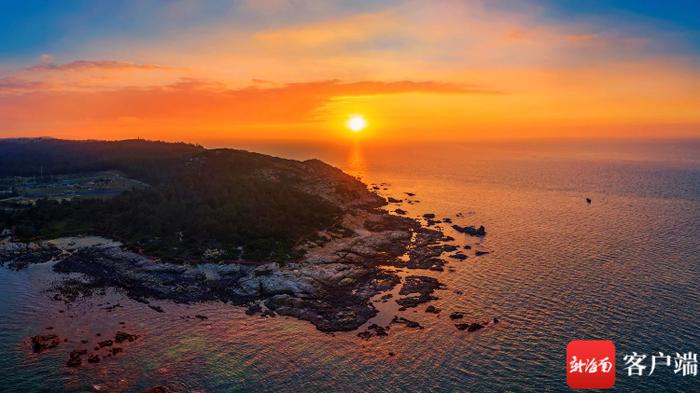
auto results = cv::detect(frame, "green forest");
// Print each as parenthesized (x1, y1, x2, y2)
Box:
(0, 139, 348, 262)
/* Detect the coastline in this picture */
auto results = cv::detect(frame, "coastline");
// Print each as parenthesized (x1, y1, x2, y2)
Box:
(0, 194, 480, 333)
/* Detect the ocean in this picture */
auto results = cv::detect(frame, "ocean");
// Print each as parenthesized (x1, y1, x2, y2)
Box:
(1, 139, 699, 392)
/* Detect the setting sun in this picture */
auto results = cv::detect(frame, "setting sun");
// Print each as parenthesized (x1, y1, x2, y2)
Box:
(347, 115, 367, 132)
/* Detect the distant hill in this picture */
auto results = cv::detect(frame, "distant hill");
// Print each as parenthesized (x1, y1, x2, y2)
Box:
(0, 138, 383, 262)
(0, 138, 203, 182)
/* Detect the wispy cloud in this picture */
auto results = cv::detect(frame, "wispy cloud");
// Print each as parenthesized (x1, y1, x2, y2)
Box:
(0, 76, 49, 92)
(26, 60, 174, 72)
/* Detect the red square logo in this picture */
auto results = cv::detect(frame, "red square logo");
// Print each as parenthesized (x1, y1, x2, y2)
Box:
(567, 340, 616, 389)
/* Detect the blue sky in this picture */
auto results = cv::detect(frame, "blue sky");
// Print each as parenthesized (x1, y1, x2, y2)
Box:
(2, 1, 699, 62)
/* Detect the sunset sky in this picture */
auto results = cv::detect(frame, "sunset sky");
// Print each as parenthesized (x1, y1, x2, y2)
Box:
(1, 0, 699, 143)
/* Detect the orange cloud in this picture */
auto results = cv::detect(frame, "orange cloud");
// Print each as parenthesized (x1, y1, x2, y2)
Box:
(0, 78, 485, 141)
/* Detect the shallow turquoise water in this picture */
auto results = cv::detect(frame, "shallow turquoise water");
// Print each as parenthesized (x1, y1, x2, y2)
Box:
(1, 139, 699, 392)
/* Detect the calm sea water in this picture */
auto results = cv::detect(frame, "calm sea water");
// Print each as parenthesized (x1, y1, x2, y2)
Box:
(1, 139, 699, 392)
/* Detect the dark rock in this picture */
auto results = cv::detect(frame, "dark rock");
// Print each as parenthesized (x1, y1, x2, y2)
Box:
(425, 305, 441, 314)
(357, 324, 389, 340)
(586, 198, 592, 204)
(396, 276, 445, 309)
(148, 305, 164, 313)
(98, 340, 113, 348)
(423, 213, 436, 219)
(391, 316, 423, 329)
(66, 349, 86, 367)
(452, 225, 486, 237)
(111, 347, 123, 355)
(449, 253, 468, 260)
(397, 228, 451, 270)
(194, 314, 208, 320)
(405, 192, 416, 197)
(265, 292, 382, 332)
(388, 352, 395, 356)
(394, 208, 407, 215)
(467, 323, 484, 332)
(455, 322, 484, 332)
(387, 197, 402, 203)
(493, 317, 499, 324)
(357, 331, 372, 340)
(369, 324, 388, 337)
(475, 250, 490, 256)
(463, 245, 472, 250)
(245, 303, 262, 315)
(400, 276, 445, 295)
(357, 323, 389, 340)
(115, 331, 138, 343)
(442, 218, 453, 223)
(449, 312, 464, 320)
(31, 334, 60, 353)
(87, 354, 100, 363)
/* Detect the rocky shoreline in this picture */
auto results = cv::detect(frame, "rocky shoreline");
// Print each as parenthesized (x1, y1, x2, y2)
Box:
(1, 190, 492, 334)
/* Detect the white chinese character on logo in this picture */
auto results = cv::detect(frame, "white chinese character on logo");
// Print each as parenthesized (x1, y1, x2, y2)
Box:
(650, 352, 671, 376)
(623, 352, 647, 376)
(598, 357, 613, 373)
(570, 356, 585, 373)
(674, 352, 698, 376)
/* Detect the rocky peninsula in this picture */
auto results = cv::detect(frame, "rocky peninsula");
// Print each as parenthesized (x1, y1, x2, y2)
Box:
(0, 138, 488, 333)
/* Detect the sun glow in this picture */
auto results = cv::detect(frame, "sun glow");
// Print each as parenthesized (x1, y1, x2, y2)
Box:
(346, 115, 367, 132)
